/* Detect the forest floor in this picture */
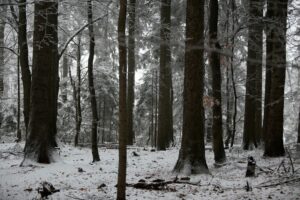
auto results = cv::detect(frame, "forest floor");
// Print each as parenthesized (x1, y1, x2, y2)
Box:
(0, 142, 300, 200)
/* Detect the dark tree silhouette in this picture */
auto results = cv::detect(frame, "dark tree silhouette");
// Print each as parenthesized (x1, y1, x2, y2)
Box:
(23, 1, 58, 163)
(209, 0, 226, 163)
(157, 0, 173, 150)
(117, 0, 128, 199)
(264, 0, 288, 157)
(173, 0, 209, 175)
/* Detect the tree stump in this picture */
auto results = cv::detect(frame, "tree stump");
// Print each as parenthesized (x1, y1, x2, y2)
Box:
(245, 156, 256, 177)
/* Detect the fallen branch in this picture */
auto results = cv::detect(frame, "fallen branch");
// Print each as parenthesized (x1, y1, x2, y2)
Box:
(126, 177, 201, 191)
(255, 177, 300, 189)
(286, 148, 295, 174)
(65, 194, 85, 200)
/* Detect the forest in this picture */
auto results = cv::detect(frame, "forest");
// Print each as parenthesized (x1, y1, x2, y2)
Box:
(0, 0, 299, 199)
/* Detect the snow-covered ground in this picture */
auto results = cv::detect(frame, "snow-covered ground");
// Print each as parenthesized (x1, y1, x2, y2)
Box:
(0, 142, 299, 200)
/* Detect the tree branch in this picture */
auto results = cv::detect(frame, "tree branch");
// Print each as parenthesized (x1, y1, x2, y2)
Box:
(58, 14, 108, 60)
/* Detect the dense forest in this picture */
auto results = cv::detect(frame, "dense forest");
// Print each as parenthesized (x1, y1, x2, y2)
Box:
(0, 0, 299, 199)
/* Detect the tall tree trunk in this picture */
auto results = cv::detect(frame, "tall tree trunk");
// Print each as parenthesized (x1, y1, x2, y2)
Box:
(243, 0, 263, 150)
(224, 0, 233, 148)
(17, 48, 21, 141)
(23, 1, 58, 164)
(61, 35, 68, 103)
(157, 0, 173, 150)
(151, 69, 155, 147)
(173, 0, 209, 175)
(209, 0, 226, 163)
(74, 35, 82, 147)
(87, 0, 100, 162)
(264, 0, 288, 157)
(154, 69, 158, 147)
(0, 4, 7, 97)
(127, 0, 136, 145)
(117, 0, 127, 199)
(230, 0, 237, 148)
(18, 0, 32, 137)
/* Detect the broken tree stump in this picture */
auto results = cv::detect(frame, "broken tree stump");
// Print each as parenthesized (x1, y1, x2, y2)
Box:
(246, 156, 256, 177)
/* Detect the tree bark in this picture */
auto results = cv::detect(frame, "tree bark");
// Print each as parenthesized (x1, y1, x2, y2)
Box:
(209, 0, 226, 163)
(18, 0, 32, 137)
(264, 0, 288, 157)
(74, 35, 82, 147)
(173, 0, 209, 175)
(17, 48, 21, 141)
(243, 0, 263, 150)
(127, 0, 136, 145)
(23, 1, 58, 164)
(87, 0, 100, 162)
(61, 35, 68, 103)
(117, 0, 127, 199)
(157, 0, 173, 150)
(0, 4, 7, 97)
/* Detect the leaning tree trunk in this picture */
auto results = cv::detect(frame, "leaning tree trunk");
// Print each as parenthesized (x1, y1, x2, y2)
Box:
(23, 1, 58, 164)
(209, 0, 226, 163)
(173, 0, 209, 175)
(117, 0, 127, 199)
(87, 0, 100, 162)
(18, 0, 32, 137)
(157, 0, 173, 150)
(264, 0, 288, 157)
(127, 0, 136, 145)
(243, 0, 263, 150)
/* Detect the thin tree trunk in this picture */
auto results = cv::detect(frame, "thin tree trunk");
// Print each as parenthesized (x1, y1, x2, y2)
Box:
(74, 35, 82, 147)
(151, 69, 154, 147)
(264, 0, 288, 157)
(173, 0, 209, 175)
(0, 4, 7, 96)
(157, 0, 172, 150)
(230, 0, 237, 148)
(154, 69, 158, 148)
(61, 34, 68, 103)
(17, 48, 21, 141)
(117, 0, 127, 199)
(243, 0, 263, 150)
(102, 97, 106, 143)
(127, 0, 136, 145)
(209, 0, 226, 163)
(87, 0, 100, 162)
(23, 1, 58, 164)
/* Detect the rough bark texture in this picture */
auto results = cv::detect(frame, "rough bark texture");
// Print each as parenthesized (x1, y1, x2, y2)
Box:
(24, 1, 58, 163)
(127, 0, 136, 145)
(173, 0, 209, 175)
(117, 0, 127, 199)
(0, 4, 7, 96)
(243, 0, 263, 150)
(264, 0, 288, 157)
(87, 0, 100, 162)
(157, 0, 173, 150)
(209, 0, 226, 163)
